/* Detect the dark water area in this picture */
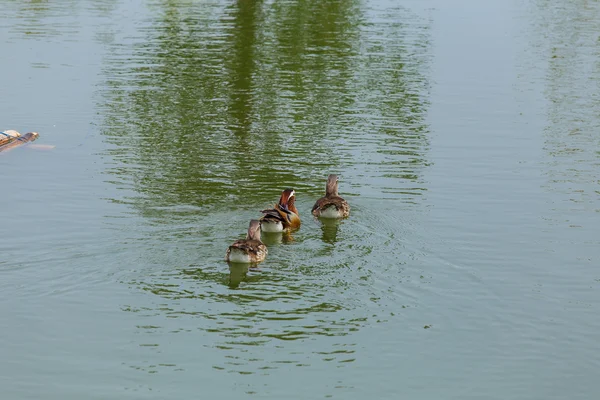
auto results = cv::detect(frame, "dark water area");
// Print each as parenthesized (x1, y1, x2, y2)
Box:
(1, 0, 599, 398)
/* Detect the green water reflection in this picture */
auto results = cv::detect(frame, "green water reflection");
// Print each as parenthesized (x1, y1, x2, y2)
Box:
(100, 0, 431, 373)
(529, 0, 600, 230)
(101, 0, 430, 211)
(3, 0, 600, 397)
(7, 0, 117, 41)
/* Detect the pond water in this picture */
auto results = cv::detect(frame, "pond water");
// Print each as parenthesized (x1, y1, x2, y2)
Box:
(1, 0, 599, 398)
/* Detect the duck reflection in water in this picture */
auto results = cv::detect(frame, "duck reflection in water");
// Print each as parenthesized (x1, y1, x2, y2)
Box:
(261, 230, 296, 245)
(319, 217, 341, 244)
(228, 262, 249, 289)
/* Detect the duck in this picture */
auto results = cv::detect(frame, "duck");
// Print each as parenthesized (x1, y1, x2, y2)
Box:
(225, 219, 268, 264)
(260, 188, 301, 232)
(311, 174, 350, 218)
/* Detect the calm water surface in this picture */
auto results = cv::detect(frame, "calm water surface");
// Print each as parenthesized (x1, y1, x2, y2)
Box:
(1, 0, 599, 398)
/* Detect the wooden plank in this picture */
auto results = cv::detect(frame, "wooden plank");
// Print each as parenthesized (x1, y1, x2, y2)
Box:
(0, 130, 21, 146)
(0, 132, 39, 153)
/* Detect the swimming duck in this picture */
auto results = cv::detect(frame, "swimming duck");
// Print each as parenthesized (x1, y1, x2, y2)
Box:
(311, 174, 350, 218)
(260, 188, 301, 232)
(225, 220, 268, 264)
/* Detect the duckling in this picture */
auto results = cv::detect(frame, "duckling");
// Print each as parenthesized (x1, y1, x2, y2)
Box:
(311, 174, 350, 218)
(260, 188, 301, 232)
(225, 220, 267, 264)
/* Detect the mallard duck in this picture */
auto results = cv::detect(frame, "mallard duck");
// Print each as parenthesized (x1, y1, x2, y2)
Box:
(225, 220, 268, 263)
(311, 174, 350, 218)
(260, 188, 301, 232)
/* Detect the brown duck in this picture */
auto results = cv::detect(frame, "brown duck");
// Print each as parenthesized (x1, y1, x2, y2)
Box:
(260, 188, 301, 232)
(311, 174, 350, 218)
(225, 220, 268, 264)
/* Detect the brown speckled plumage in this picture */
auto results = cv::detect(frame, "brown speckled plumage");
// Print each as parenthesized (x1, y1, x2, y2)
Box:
(311, 174, 350, 218)
(225, 220, 268, 263)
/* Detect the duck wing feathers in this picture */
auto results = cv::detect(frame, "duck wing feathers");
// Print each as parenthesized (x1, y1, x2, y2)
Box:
(312, 196, 350, 217)
(229, 239, 265, 253)
(260, 206, 291, 223)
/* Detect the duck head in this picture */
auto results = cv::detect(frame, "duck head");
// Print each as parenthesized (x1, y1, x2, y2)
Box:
(278, 188, 296, 210)
(246, 219, 262, 241)
(325, 174, 339, 197)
